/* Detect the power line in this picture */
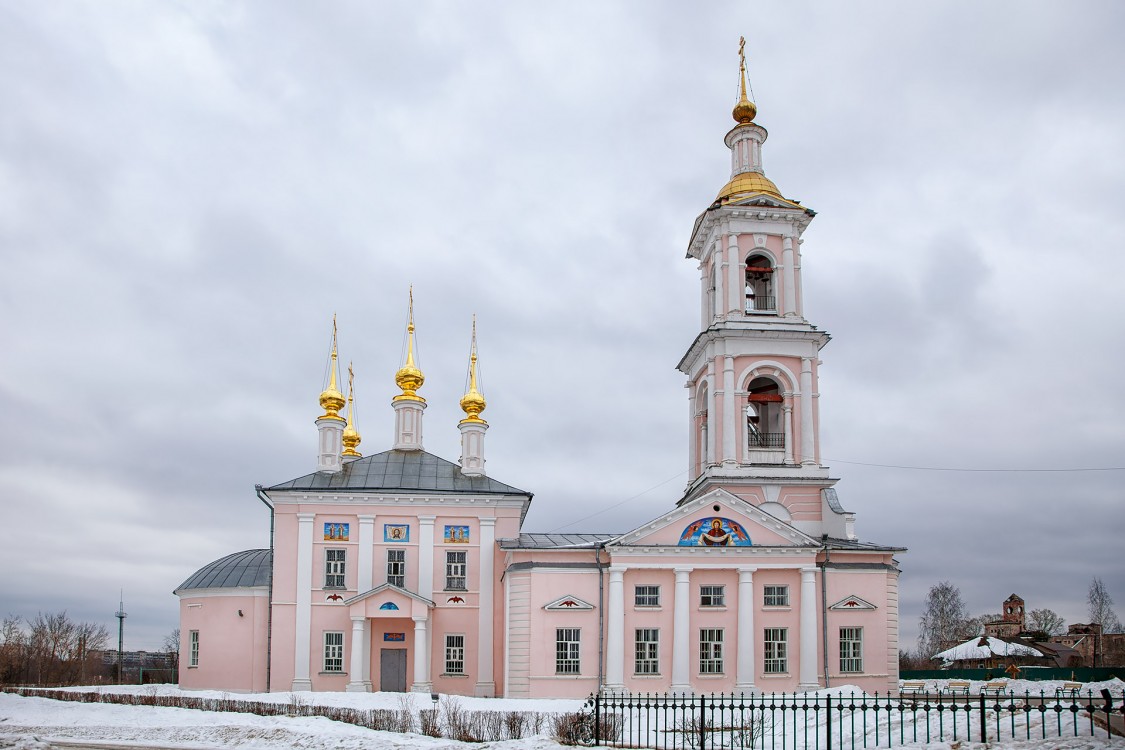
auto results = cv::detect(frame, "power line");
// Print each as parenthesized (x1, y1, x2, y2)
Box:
(825, 458, 1125, 473)
(550, 468, 687, 533)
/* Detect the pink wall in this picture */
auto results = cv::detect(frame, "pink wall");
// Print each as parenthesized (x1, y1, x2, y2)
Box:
(178, 591, 267, 692)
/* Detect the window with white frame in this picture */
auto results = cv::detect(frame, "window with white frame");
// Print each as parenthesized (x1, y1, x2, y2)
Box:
(445, 550, 467, 591)
(324, 548, 346, 588)
(323, 632, 344, 673)
(699, 628, 724, 674)
(763, 584, 789, 607)
(700, 585, 725, 607)
(840, 627, 863, 673)
(764, 628, 788, 673)
(556, 628, 581, 674)
(189, 630, 199, 667)
(634, 628, 659, 674)
(387, 549, 405, 587)
(634, 585, 660, 607)
(445, 634, 465, 675)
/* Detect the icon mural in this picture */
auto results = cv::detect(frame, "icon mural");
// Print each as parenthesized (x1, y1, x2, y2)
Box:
(323, 523, 349, 541)
(444, 525, 470, 543)
(383, 524, 409, 542)
(678, 517, 752, 547)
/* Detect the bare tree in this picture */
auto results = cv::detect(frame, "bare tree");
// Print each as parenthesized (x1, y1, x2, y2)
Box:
(1027, 608, 1066, 636)
(1088, 578, 1123, 633)
(918, 581, 973, 660)
(163, 628, 180, 682)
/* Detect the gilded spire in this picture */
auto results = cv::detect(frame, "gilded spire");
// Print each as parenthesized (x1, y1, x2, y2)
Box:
(459, 316, 487, 424)
(732, 36, 758, 125)
(393, 287, 426, 402)
(318, 315, 346, 421)
(341, 362, 362, 457)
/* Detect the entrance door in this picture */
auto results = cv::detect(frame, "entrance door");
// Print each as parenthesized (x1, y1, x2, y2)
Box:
(380, 648, 408, 692)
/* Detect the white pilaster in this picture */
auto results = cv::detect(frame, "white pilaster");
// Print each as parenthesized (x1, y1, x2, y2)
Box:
(722, 354, 736, 466)
(781, 236, 798, 317)
(411, 615, 432, 692)
(418, 516, 435, 600)
(712, 254, 723, 320)
(458, 421, 487, 477)
(705, 363, 716, 467)
(726, 233, 740, 316)
(687, 385, 697, 479)
(392, 399, 426, 451)
(782, 401, 795, 465)
(475, 518, 496, 697)
(358, 515, 375, 592)
(605, 567, 626, 691)
(798, 567, 819, 690)
(735, 568, 757, 693)
(799, 358, 816, 466)
(671, 567, 692, 693)
(316, 417, 345, 473)
(346, 617, 367, 691)
(292, 512, 315, 691)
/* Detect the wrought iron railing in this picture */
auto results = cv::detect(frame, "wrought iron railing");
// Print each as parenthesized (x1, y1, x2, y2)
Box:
(587, 688, 1124, 749)
(749, 432, 785, 449)
(746, 296, 777, 313)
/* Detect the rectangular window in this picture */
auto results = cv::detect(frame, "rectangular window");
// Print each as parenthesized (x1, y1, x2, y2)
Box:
(840, 627, 863, 673)
(700, 585, 725, 607)
(634, 628, 659, 675)
(445, 634, 465, 675)
(699, 628, 724, 674)
(764, 628, 788, 674)
(387, 549, 405, 587)
(323, 632, 344, 673)
(763, 585, 789, 607)
(325, 548, 346, 588)
(556, 628, 581, 674)
(189, 630, 199, 667)
(445, 550, 467, 591)
(634, 585, 660, 607)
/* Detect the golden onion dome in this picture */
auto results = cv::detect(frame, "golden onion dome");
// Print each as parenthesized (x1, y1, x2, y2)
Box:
(732, 97, 757, 125)
(716, 170, 783, 203)
(459, 388, 486, 423)
(318, 317, 347, 421)
(394, 361, 425, 400)
(341, 363, 362, 457)
(341, 424, 362, 455)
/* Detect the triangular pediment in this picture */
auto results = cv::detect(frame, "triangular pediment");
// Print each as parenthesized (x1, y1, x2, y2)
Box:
(829, 595, 877, 611)
(343, 582, 435, 609)
(609, 488, 817, 549)
(543, 595, 595, 611)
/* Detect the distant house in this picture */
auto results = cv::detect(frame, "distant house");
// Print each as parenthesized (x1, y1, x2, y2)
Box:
(1051, 623, 1125, 667)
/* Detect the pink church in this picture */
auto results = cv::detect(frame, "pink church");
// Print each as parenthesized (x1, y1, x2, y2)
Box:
(176, 55, 904, 698)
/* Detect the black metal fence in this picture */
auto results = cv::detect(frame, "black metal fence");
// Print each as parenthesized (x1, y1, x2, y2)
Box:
(589, 689, 1124, 749)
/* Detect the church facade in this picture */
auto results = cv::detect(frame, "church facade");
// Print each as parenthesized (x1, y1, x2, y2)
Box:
(175, 54, 904, 698)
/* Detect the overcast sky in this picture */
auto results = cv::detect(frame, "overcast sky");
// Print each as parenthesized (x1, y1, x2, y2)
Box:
(2, 2, 1123, 655)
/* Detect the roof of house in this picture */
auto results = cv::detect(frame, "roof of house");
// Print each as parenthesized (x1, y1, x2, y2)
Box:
(174, 549, 272, 593)
(500, 533, 619, 549)
(264, 449, 531, 496)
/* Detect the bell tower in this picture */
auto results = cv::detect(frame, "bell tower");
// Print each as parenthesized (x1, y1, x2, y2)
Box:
(678, 40, 835, 520)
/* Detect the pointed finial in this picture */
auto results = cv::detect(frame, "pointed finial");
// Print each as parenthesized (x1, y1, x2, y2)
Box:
(342, 361, 362, 457)
(318, 315, 346, 421)
(394, 288, 426, 402)
(732, 35, 757, 125)
(459, 315, 487, 424)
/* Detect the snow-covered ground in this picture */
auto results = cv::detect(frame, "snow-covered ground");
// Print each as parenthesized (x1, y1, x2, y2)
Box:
(0, 680, 1121, 750)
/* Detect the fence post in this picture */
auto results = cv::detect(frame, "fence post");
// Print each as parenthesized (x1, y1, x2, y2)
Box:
(699, 693, 707, 750)
(594, 690, 602, 746)
(825, 693, 832, 750)
(978, 692, 986, 744)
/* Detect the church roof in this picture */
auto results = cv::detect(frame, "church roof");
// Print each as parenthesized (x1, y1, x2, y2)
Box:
(264, 449, 531, 496)
(500, 533, 619, 549)
(174, 549, 271, 593)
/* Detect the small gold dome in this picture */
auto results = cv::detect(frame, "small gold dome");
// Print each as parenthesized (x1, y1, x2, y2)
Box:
(394, 361, 425, 401)
(341, 362, 362, 457)
(319, 386, 346, 418)
(716, 171, 783, 204)
(342, 425, 362, 456)
(460, 389, 486, 423)
(733, 98, 757, 124)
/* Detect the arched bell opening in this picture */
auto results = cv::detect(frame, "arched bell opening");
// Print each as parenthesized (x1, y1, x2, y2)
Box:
(746, 377, 784, 452)
(745, 254, 776, 313)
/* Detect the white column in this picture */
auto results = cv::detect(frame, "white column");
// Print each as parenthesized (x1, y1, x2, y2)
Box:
(687, 385, 697, 479)
(722, 354, 736, 466)
(712, 253, 724, 320)
(475, 518, 497, 697)
(799, 358, 816, 466)
(782, 236, 798, 317)
(782, 401, 795, 465)
(671, 568, 692, 694)
(798, 567, 819, 690)
(316, 417, 344, 473)
(736, 568, 757, 693)
(411, 615, 432, 692)
(458, 421, 487, 477)
(705, 364, 716, 467)
(346, 617, 367, 692)
(727, 233, 740, 316)
(605, 567, 626, 691)
(292, 513, 315, 691)
(358, 516, 375, 592)
(418, 516, 435, 600)
(392, 400, 426, 451)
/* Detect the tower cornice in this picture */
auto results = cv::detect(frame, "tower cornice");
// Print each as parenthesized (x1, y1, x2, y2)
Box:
(687, 201, 814, 261)
(677, 326, 830, 376)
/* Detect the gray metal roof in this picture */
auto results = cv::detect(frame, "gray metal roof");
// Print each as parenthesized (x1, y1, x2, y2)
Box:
(265, 450, 531, 496)
(500, 533, 619, 549)
(175, 549, 271, 593)
(822, 488, 848, 514)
